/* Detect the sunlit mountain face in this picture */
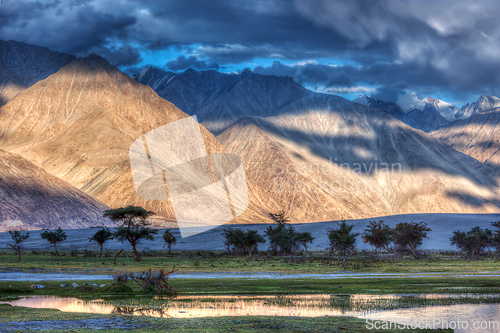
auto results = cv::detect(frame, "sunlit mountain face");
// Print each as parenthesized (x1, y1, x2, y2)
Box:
(2, 1, 500, 229)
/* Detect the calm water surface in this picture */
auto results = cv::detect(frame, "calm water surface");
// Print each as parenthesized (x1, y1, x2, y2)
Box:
(2, 294, 499, 332)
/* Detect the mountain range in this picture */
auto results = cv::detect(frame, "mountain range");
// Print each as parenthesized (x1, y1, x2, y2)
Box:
(353, 92, 500, 132)
(1, 40, 500, 229)
(134, 64, 500, 222)
(134, 66, 311, 135)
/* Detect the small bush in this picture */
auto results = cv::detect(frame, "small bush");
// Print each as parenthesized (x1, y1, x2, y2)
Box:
(83, 249, 95, 258)
(132, 268, 177, 296)
(107, 274, 133, 293)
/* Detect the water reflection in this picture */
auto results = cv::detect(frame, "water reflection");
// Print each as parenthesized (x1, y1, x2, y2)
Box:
(3, 294, 500, 332)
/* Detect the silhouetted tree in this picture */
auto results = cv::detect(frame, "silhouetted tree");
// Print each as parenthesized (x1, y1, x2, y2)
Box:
(392, 222, 431, 258)
(162, 230, 177, 254)
(41, 227, 67, 256)
(8, 230, 30, 262)
(104, 206, 158, 262)
(362, 220, 393, 252)
(451, 226, 492, 259)
(327, 220, 359, 268)
(89, 227, 114, 256)
(268, 210, 289, 225)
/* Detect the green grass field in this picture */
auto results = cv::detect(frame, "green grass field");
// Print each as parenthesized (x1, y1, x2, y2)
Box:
(1, 250, 499, 275)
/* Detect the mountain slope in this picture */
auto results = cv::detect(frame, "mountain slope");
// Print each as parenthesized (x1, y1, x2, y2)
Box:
(0, 149, 111, 231)
(431, 96, 500, 168)
(0, 55, 227, 226)
(354, 94, 451, 131)
(0, 40, 76, 106)
(218, 94, 500, 221)
(134, 67, 308, 134)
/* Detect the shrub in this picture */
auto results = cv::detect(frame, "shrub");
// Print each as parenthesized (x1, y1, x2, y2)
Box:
(268, 210, 290, 225)
(107, 274, 133, 293)
(132, 268, 177, 295)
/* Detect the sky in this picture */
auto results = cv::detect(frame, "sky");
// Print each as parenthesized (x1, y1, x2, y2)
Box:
(1, 0, 500, 106)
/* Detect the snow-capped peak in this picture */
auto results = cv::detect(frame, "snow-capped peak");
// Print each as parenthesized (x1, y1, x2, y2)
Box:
(396, 92, 458, 121)
(422, 96, 458, 122)
(396, 92, 426, 113)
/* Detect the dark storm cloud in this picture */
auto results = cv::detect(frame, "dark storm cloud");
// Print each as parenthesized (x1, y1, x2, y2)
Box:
(165, 56, 220, 71)
(92, 45, 142, 67)
(2, 0, 500, 99)
(253, 57, 500, 102)
(1, 0, 138, 56)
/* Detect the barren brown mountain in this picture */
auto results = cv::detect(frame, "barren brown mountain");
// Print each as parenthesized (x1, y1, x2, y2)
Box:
(0, 54, 226, 227)
(0, 148, 111, 231)
(218, 94, 500, 223)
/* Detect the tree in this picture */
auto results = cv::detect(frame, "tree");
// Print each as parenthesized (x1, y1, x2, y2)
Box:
(104, 206, 158, 262)
(221, 227, 244, 254)
(265, 223, 299, 255)
(450, 227, 492, 259)
(240, 229, 265, 258)
(89, 227, 114, 256)
(362, 220, 393, 252)
(221, 228, 236, 253)
(268, 210, 289, 225)
(7, 230, 30, 262)
(265, 210, 301, 255)
(162, 230, 177, 254)
(327, 220, 359, 268)
(221, 228, 265, 257)
(294, 232, 315, 253)
(492, 222, 500, 253)
(392, 222, 431, 258)
(40, 227, 67, 256)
